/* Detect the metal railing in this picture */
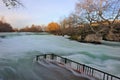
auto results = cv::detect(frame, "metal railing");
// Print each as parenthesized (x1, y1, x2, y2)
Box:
(36, 54, 120, 80)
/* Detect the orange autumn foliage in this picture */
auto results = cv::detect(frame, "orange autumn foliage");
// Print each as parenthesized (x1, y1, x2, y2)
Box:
(46, 22, 60, 32)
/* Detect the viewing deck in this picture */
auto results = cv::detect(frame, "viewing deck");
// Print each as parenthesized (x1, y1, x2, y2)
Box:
(35, 54, 120, 80)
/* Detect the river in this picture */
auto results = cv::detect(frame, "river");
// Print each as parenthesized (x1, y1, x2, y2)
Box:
(0, 32, 120, 80)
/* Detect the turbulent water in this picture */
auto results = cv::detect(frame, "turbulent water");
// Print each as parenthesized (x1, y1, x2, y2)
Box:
(0, 32, 120, 80)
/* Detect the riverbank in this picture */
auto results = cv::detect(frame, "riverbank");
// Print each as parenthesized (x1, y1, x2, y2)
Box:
(68, 34, 102, 44)
(53, 32, 120, 44)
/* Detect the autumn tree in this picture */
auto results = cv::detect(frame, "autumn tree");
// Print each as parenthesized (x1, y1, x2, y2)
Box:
(46, 22, 60, 32)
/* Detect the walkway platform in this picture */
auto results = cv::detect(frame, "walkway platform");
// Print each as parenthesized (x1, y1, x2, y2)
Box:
(35, 54, 120, 80)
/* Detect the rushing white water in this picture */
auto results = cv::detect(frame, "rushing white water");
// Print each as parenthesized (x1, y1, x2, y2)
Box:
(0, 32, 120, 80)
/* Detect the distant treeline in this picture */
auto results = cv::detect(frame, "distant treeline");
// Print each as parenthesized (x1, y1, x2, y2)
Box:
(0, 19, 60, 32)
(18, 25, 43, 32)
(0, 18, 120, 43)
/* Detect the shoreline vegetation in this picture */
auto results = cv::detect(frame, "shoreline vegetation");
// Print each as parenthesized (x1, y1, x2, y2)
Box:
(0, 20, 120, 44)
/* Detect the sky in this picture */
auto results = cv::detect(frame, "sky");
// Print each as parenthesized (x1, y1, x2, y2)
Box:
(0, 0, 78, 28)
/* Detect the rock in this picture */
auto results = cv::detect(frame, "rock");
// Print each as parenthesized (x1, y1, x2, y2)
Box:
(84, 34, 102, 44)
(63, 35, 70, 38)
(105, 33, 120, 42)
(77, 36, 82, 41)
(69, 35, 77, 40)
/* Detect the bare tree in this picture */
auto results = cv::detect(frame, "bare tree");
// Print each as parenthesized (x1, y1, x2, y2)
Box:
(67, 13, 85, 27)
(1, 0, 23, 8)
(60, 12, 85, 29)
(59, 17, 69, 29)
(76, 0, 120, 34)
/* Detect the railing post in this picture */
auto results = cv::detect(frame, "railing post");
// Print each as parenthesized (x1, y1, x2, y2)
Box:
(83, 65, 85, 73)
(107, 75, 109, 80)
(103, 73, 105, 80)
(44, 54, 46, 59)
(91, 69, 94, 77)
(111, 76, 113, 80)
(36, 55, 39, 61)
(64, 58, 67, 64)
(77, 64, 79, 71)
(51, 54, 54, 60)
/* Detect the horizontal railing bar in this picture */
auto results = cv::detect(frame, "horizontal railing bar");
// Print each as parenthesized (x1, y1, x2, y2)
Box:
(36, 54, 120, 79)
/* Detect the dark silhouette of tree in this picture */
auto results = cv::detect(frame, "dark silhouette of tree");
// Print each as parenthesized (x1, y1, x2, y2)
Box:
(1, 0, 23, 8)
(0, 20, 13, 32)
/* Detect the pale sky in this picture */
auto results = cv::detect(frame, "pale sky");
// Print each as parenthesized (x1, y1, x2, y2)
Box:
(0, 0, 78, 28)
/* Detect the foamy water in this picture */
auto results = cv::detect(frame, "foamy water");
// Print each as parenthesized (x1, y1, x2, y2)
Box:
(0, 32, 120, 79)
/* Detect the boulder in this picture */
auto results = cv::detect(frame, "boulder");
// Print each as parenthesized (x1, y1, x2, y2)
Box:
(77, 36, 82, 41)
(63, 35, 70, 38)
(84, 34, 102, 44)
(105, 33, 120, 42)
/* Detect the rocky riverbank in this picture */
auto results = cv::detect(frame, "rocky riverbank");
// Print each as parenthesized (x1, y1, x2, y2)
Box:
(67, 33, 120, 44)
(69, 34, 102, 44)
